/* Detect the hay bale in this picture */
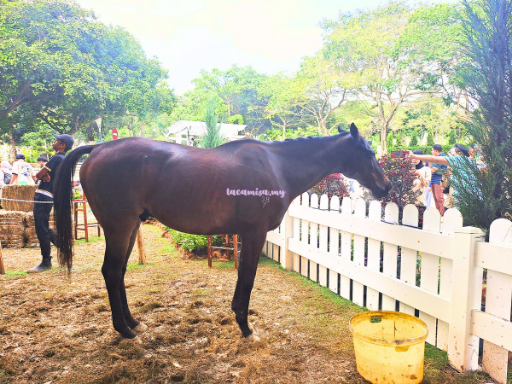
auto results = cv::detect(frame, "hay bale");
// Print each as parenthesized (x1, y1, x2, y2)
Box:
(0, 210, 25, 248)
(21, 211, 57, 247)
(1, 185, 38, 212)
(24, 226, 39, 247)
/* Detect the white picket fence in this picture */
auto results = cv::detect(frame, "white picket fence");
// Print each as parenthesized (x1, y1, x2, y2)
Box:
(263, 192, 512, 384)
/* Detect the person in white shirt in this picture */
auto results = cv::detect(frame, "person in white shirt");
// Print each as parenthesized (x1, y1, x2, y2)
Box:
(411, 150, 432, 207)
(10, 154, 36, 185)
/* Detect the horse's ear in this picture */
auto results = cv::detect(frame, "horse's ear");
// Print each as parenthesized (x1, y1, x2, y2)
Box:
(350, 123, 359, 139)
(337, 126, 346, 134)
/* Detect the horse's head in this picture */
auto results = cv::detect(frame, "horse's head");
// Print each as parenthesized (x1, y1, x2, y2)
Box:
(336, 124, 391, 199)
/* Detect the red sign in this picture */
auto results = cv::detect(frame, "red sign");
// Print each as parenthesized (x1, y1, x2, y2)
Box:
(112, 128, 118, 140)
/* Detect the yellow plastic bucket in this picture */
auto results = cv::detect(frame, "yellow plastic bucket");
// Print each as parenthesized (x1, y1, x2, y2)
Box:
(349, 311, 428, 384)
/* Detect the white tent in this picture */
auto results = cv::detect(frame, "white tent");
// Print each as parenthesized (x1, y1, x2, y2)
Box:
(166, 120, 247, 145)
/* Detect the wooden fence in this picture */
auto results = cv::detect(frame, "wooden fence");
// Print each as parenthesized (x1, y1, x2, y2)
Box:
(263, 192, 512, 384)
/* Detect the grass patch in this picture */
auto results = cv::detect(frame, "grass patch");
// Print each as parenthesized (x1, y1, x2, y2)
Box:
(139, 301, 163, 313)
(126, 262, 153, 271)
(424, 343, 449, 370)
(3, 269, 28, 278)
(193, 288, 210, 297)
(214, 260, 236, 269)
(74, 236, 104, 245)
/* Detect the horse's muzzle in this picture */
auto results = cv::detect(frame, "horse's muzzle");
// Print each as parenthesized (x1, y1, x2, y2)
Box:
(372, 182, 392, 199)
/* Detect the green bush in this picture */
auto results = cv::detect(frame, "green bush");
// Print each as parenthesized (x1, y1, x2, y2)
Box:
(426, 130, 434, 146)
(410, 129, 418, 146)
(448, 129, 456, 145)
(20, 148, 40, 163)
(162, 226, 225, 252)
(386, 131, 394, 150)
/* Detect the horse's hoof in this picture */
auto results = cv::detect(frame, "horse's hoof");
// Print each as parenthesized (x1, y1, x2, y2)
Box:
(118, 335, 143, 346)
(247, 334, 260, 342)
(133, 323, 148, 333)
(129, 336, 143, 345)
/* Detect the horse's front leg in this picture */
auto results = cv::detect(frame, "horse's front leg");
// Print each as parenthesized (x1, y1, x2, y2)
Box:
(231, 229, 267, 339)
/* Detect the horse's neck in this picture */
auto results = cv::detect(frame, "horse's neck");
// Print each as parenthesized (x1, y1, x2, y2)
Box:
(273, 136, 341, 199)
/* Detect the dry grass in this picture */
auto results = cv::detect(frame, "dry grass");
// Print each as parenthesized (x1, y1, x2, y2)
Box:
(0, 224, 496, 383)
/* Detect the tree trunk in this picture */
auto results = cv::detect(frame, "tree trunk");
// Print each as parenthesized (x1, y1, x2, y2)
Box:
(86, 124, 95, 142)
(140, 121, 145, 138)
(8, 133, 16, 163)
(380, 123, 388, 156)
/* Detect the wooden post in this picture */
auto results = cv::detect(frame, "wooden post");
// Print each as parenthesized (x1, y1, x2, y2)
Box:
(481, 219, 512, 384)
(136, 227, 146, 264)
(82, 199, 89, 242)
(448, 226, 485, 372)
(207, 235, 213, 268)
(0, 241, 5, 275)
(233, 234, 239, 270)
(74, 200, 78, 240)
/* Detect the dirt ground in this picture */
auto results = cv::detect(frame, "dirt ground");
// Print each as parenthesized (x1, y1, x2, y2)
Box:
(0, 224, 496, 384)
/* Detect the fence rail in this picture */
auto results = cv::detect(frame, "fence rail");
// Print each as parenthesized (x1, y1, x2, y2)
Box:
(263, 193, 512, 384)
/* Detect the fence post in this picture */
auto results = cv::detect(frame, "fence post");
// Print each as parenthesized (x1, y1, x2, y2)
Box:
(137, 227, 146, 265)
(279, 209, 294, 270)
(0, 241, 5, 275)
(481, 218, 512, 384)
(448, 226, 485, 372)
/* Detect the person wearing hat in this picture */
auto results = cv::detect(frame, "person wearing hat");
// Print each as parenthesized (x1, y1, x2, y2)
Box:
(28, 133, 74, 273)
(37, 155, 48, 168)
(10, 153, 36, 185)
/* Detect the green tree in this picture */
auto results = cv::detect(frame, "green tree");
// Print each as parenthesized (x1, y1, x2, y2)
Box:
(0, 0, 172, 146)
(258, 73, 305, 139)
(426, 130, 434, 146)
(451, 0, 512, 229)
(173, 65, 269, 136)
(191, 65, 265, 121)
(410, 129, 419, 146)
(295, 56, 348, 136)
(386, 131, 394, 151)
(321, 2, 466, 154)
(448, 129, 456, 145)
(397, 3, 470, 119)
(200, 96, 225, 148)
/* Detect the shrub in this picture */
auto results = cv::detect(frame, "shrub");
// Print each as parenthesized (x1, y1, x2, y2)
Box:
(386, 131, 394, 151)
(410, 129, 418, 146)
(365, 152, 419, 208)
(426, 130, 434, 146)
(310, 173, 350, 200)
(163, 226, 224, 252)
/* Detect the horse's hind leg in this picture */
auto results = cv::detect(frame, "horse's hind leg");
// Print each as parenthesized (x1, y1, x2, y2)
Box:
(231, 229, 267, 339)
(101, 220, 139, 339)
(120, 219, 143, 330)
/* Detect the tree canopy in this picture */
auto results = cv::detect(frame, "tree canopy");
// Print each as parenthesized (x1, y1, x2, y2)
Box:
(0, 0, 173, 149)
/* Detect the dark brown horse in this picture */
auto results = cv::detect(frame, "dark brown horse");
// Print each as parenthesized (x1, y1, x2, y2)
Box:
(53, 124, 390, 340)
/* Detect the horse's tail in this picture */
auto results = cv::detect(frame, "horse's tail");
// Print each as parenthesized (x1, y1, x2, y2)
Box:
(54, 144, 97, 273)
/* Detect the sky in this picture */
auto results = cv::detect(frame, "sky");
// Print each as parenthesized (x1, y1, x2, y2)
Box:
(75, 0, 457, 95)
